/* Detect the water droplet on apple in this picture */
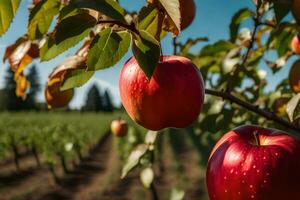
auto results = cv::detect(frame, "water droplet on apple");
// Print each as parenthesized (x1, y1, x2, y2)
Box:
(253, 165, 256, 169)
(224, 176, 227, 180)
(263, 180, 267, 183)
(250, 185, 253, 189)
(257, 169, 260, 173)
(224, 189, 228, 193)
(230, 169, 234, 174)
(251, 195, 255, 198)
(243, 172, 247, 176)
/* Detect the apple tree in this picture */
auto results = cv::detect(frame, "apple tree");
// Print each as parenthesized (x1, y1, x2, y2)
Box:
(1, 0, 300, 199)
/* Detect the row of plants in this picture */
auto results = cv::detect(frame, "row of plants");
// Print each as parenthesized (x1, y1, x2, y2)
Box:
(0, 112, 114, 182)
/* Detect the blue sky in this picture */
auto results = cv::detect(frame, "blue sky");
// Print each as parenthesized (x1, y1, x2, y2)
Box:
(0, 0, 295, 108)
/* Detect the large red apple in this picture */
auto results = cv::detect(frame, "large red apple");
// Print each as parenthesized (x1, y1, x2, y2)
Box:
(206, 125, 300, 200)
(119, 55, 204, 131)
(111, 119, 128, 137)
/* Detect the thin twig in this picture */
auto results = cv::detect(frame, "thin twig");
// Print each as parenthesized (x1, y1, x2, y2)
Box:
(258, 22, 276, 29)
(97, 20, 139, 34)
(227, 4, 262, 92)
(205, 89, 300, 133)
(150, 183, 159, 200)
(173, 37, 178, 55)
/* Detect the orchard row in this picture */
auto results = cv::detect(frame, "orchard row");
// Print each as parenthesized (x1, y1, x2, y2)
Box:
(0, 112, 113, 180)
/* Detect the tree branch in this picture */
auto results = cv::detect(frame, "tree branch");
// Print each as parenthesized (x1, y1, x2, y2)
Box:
(205, 89, 300, 133)
(97, 20, 139, 34)
(227, 4, 262, 92)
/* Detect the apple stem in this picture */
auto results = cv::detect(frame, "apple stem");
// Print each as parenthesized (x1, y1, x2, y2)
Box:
(253, 131, 260, 146)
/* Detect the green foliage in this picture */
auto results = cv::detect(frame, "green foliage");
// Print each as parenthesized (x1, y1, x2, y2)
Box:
(40, 13, 96, 61)
(0, 0, 21, 36)
(0, 112, 114, 166)
(54, 12, 97, 44)
(61, 69, 94, 91)
(70, 0, 126, 22)
(87, 28, 131, 71)
(28, 0, 60, 40)
(230, 8, 253, 42)
(132, 30, 161, 79)
(138, 4, 163, 39)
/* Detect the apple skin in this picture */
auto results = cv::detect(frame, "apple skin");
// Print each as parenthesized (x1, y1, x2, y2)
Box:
(206, 125, 300, 200)
(119, 55, 204, 131)
(111, 119, 128, 137)
(291, 35, 300, 55)
(292, 0, 300, 24)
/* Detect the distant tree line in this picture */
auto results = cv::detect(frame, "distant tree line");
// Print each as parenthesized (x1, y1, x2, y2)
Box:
(0, 65, 41, 111)
(0, 65, 115, 112)
(82, 84, 114, 112)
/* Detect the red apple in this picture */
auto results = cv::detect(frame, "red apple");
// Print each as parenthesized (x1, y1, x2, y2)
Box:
(119, 55, 205, 131)
(111, 119, 128, 137)
(206, 125, 300, 200)
(291, 35, 300, 55)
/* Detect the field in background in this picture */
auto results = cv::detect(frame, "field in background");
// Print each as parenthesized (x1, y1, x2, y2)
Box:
(0, 112, 209, 200)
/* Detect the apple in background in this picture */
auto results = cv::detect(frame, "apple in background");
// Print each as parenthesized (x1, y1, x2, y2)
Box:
(148, 0, 196, 30)
(289, 60, 300, 93)
(292, 0, 300, 24)
(119, 55, 204, 131)
(206, 125, 300, 200)
(291, 35, 300, 55)
(111, 119, 128, 137)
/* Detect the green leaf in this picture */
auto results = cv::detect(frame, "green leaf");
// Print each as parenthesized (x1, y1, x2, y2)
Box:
(230, 8, 252, 42)
(87, 28, 131, 71)
(40, 13, 96, 61)
(70, 0, 125, 22)
(273, 4, 290, 24)
(274, 30, 294, 57)
(286, 94, 300, 122)
(61, 69, 94, 91)
(121, 144, 148, 179)
(140, 167, 154, 188)
(138, 5, 163, 39)
(0, 0, 21, 36)
(179, 37, 208, 55)
(28, 0, 60, 40)
(200, 40, 236, 56)
(54, 12, 97, 44)
(132, 30, 160, 79)
(58, 4, 81, 20)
